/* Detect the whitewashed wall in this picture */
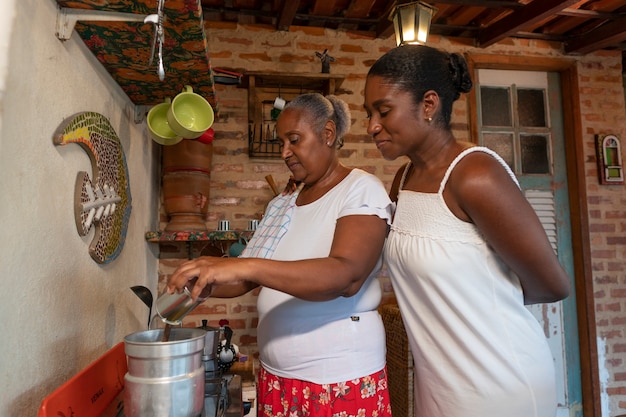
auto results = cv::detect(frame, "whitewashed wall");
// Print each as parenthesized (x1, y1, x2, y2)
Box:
(0, 1, 160, 415)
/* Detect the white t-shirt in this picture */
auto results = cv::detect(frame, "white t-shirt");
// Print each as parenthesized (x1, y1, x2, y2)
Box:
(256, 169, 393, 384)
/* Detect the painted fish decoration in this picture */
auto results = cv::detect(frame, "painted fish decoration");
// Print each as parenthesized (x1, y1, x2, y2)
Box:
(54, 112, 132, 264)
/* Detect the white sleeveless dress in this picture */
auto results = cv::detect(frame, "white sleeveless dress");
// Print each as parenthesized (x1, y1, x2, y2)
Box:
(385, 147, 557, 417)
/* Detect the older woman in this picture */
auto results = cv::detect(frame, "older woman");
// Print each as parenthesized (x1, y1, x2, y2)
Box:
(167, 93, 393, 417)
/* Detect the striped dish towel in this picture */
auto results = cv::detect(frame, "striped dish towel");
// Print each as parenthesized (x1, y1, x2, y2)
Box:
(240, 189, 300, 259)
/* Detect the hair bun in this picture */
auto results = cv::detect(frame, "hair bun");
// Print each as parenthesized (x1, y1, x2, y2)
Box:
(449, 53, 473, 99)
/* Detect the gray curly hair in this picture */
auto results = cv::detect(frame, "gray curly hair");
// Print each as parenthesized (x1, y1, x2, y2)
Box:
(283, 93, 351, 148)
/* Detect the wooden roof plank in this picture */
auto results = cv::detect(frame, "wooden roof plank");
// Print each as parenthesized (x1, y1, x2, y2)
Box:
(477, 0, 580, 47)
(565, 14, 626, 54)
(344, 0, 378, 19)
(276, 0, 299, 31)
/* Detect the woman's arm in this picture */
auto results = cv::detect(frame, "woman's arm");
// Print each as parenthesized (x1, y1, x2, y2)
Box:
(208, 281, 259, 298)
(448, 152, 570, 304)
(168, 214, 388, 302)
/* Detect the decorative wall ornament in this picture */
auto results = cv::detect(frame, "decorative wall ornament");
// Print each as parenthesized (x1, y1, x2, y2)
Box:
(54, 112, 132, 264)
(315, 49, 335, 73)
(595, 134, 624, 185)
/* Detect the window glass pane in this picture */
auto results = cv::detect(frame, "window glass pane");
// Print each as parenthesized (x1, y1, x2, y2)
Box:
(483, 133, 514, 169)
(521, 134, 550, 174)
(480, 87, 511, 127)
(518, 89, 546, 127)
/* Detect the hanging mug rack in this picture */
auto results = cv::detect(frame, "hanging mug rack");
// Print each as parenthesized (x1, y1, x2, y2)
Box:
(248, 122, 282, 159)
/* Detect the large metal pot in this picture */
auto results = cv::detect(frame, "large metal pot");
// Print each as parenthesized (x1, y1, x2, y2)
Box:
(124, 328, 206, 417)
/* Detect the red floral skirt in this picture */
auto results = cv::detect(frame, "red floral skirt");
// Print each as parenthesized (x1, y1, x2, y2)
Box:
(257, 365, 393, 417)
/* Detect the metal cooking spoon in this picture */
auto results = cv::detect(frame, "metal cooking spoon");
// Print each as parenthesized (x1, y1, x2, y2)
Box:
(130, 285, 153, 328)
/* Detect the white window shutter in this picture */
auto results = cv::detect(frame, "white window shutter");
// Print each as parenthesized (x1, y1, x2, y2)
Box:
(525, 189, 557, 253)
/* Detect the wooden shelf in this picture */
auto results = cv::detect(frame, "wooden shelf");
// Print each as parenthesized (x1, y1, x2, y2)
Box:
(145, 230, 255, 259)
(240, 72, 345, 92)
(145, 230, 241, 242)
(242, 71, 345, 158)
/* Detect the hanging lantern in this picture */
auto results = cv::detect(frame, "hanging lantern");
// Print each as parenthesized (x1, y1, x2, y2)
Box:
(390, 2, 438, 46)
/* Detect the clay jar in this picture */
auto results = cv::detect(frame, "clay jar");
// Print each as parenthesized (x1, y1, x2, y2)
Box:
(162, 139, 213, 232)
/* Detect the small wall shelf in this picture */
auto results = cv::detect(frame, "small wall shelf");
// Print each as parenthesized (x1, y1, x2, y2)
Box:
(241, 72, 345, 158)
(145, 230, 240, 242)
(145, 230, 255, 259)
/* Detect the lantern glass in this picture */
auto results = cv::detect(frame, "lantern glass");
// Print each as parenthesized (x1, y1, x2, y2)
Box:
(391, 2, 437, 46)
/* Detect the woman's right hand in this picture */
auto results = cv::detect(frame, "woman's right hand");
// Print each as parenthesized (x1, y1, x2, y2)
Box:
(167, 256, 257, 301)
(282, 175, 301, 195)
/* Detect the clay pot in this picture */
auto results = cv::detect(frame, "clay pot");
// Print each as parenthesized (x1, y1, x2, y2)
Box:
(161, 140, 213, 232)
(162, 139, 213, 174)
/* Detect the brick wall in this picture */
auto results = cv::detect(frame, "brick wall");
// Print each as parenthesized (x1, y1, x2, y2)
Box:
(155, 22, 626, 415)
(579, 52, 626, 415)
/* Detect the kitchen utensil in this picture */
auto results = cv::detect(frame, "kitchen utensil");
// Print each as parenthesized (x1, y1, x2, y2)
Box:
(217, 326, 237, 372)
(143, 0, 165, 80)
(146, 99, 183, 145)
(124, 328, 206, 417)
(228, 237, 248, 258)
(247, 219, 259, 231)
(143, 14, 158, 66)
(217, 220, 230, 231)
(198, 319, 221, 359)
(130, 286, 153, 328)
(197, 127, 215, 144)
(155, 277, 212, 325)
(265, 174, 279, 196)
(273, 96, 286, 110)
(167, 85, 214, 139)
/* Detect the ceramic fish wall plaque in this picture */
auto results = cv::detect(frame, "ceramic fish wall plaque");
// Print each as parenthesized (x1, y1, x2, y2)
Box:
(54, 112, 132, 264)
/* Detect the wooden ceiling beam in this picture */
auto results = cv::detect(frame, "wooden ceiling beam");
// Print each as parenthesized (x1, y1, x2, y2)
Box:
(344, 0, 378, 19)
(276, 0, 298, 31)
(311, 0, 340, 15)
(565, 15, 626, 54)
(430, 0, 523, 7)
(374, 0, 407, 39)
(477, 0, 580, 48)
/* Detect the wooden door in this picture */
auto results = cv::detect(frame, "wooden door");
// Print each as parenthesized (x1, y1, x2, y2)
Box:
(476, 69, 581, 416)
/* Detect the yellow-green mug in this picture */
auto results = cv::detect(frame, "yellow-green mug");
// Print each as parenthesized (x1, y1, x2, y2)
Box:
(167, 85, 215, 139)
(146, 98, 183, 146)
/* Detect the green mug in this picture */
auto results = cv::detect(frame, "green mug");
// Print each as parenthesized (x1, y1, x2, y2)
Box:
(228, 237, 248, 258)
(146, 98, 183, 145)
(167, 85, 215, 139)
